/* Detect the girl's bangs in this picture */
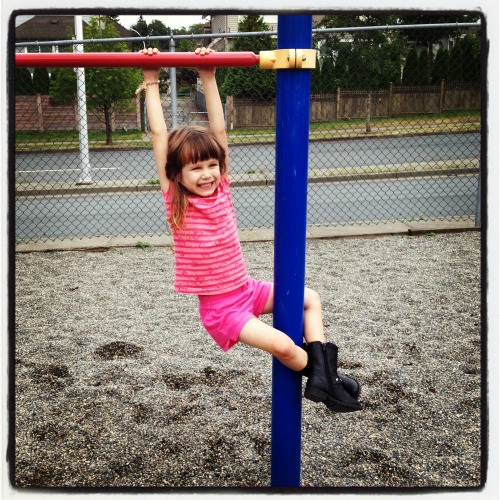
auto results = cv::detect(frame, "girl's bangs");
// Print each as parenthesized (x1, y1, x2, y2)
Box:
(180, 131, 223, 166)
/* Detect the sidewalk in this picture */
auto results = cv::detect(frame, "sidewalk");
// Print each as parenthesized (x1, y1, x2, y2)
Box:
(14, 141, 480, 253)
(15, 159, 479, 197)
(14, 121, 480, 152)
(15, 217, 479, 253)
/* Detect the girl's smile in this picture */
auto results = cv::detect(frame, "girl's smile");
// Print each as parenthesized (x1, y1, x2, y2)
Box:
(180, 158, 221, 197)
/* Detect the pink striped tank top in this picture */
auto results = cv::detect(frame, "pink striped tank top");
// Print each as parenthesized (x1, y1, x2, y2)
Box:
(163, 177, 249, 295)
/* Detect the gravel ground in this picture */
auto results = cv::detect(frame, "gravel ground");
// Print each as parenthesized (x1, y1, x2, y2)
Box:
(14, 231, 482, 490)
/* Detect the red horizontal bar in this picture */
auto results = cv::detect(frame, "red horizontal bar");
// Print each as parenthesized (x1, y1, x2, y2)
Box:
(15, 51, 260, 68)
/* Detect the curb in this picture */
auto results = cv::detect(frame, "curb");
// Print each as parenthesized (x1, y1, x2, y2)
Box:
(16, 163, 479, 197)
(15, 218, 479, 253)
(15, 128, 480, 154)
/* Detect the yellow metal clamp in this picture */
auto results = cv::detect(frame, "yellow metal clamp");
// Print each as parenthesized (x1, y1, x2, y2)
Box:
(259, 49, 316, 70)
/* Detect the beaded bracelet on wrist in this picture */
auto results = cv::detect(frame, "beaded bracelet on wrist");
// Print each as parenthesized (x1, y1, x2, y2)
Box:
(135, 80, 163, 96)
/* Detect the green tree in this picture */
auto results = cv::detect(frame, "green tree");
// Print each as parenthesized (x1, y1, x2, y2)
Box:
(130, 16, 178, 50)
(129, 16, 210, 92)
(32, 68, 51, 94)
(316, 53, 336, 93)
(232, 15, 275, 51)
(148, 19, 171, 51)
(16, 67, 34, 95)
(174, 23, 206, 52)
(378, 37, 404, 86)
(314, 15, 404, 90)
(333, 45, 350, 89)
(397, 13, 480, 52)
(346, 48, 368, 88)
(432, 46, 450, 83)
(310, 53, 322, 93)
(402, 46, 419, 85)
(173, 23, 208, 90)
(50, 16, 142, 145)
(447, 34, 481, 83)
(448, 41, 463, 81)
(220, 15, 277, 101)
(460, 34, 481, 81)
(130, 15, 149, 51)
(345, 42, 402, 89)
(417, 48, 431, 85)
(396, 14, 481, 85)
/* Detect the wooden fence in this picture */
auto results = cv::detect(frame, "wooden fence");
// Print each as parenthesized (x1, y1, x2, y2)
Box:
(15, 95, 141, 132)
(226, 81, 481, 129)
(16, 81, 480, 132)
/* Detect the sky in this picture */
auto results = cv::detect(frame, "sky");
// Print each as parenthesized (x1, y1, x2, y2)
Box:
(14, 13, 278, 31)
(119, 14, 207, 30)
(119, 14, 278, 31)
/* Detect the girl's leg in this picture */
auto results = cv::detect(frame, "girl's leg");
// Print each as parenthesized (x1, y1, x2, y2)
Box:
(261, 285, 326, 343)
(238, 319, 308, 372)
(303, 287, 327, 343)
(258, 284, 362, 410)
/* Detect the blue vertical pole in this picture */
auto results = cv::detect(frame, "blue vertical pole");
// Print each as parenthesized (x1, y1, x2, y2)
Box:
(271, 15, 313, 488)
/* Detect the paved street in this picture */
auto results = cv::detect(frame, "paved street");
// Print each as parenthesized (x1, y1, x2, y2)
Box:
(16, 175, 478, 241)
(16, 133, 480, 184)
(15, 131, 480, 242)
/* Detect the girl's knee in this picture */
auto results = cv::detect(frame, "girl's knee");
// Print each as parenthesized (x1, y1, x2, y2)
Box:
(305, 287, 321, 310)
(271, 336, 298, 362)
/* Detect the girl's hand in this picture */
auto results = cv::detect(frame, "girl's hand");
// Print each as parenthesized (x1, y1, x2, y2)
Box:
(141, 47, 161, 79)
(195, 47, 216, 78)
(136, 48, 161, 94)
(142, 47, 159, 57)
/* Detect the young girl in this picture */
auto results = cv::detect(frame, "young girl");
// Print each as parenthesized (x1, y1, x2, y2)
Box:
(138, 47, 362, 412)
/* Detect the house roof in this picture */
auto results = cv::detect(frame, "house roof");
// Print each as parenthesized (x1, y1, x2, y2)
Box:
(15, 15, 130, 43)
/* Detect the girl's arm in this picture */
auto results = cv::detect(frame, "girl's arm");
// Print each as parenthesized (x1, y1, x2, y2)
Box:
(195, 47, 229, 174)
(137, 48, 169, 193)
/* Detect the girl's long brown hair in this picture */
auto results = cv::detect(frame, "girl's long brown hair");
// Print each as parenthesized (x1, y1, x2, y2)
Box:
(166, 126, 227, 230)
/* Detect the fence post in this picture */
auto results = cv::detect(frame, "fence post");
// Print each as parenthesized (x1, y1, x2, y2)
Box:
(74, 15, 92, 185)
(169, 38, 178, 128)
(136, 96, 142, 130)
(336, 86, 341, 120)
(439, 79, 445, 112)
(475, 169, 481, 227)
(226, 95, 234, 130)
(366, 91, 372, 133)
(271, 14, 313, 488)
(36, 94, 44, 132)
(388, 82, 393, 117)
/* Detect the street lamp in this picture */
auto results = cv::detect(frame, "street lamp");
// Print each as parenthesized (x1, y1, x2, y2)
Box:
(129, 28, 146, 50)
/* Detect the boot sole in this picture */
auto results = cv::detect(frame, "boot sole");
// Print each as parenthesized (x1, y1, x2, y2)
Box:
(304, 386, 362, 412)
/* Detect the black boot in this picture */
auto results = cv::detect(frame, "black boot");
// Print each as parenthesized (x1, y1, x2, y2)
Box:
(304, 341, 362, 412)
(302, 343, 361, 399)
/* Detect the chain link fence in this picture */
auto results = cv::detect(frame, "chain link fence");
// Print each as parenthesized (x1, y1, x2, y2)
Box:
(14, 16, 482, 244)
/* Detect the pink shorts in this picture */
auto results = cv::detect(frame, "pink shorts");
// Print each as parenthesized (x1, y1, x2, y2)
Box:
(198, 278, 272, 352)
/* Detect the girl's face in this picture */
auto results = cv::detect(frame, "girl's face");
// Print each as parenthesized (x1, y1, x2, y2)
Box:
(180, 157, 221, 197)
